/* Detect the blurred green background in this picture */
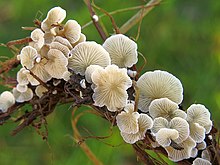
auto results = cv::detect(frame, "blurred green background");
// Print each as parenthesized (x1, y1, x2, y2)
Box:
(0, 0, 220, 164)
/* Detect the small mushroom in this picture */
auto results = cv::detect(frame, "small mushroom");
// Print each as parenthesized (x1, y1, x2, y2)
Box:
(137, 70, 183, 112)
(0, 91, 15, 113)
(41, 7, 66, 32)
(192, 158, 211, 165)
(59, 20, 81, 44)
(103, 34, 138, 68)
(71, 33, 86, 47)
(29, 28, 44, 50)
(54, 36, 73, 49)
(44, 49, 68, 79)
(17, 68, 40, 86)
(120, 114, 153, 144)
(68, 41, 111, 75)
(49, 41, 70, 57)
(116, 103, 140, 134)
(35, 85, 48, 98)
(191, 148, 198, 158)
(13, 88, 33, 103)
(149, 98, 186, 121)
(20, 46, 38, 69)
(201, 149, 211, 161)
(16, 84, 28, 93)
(91, 65, 132, 112)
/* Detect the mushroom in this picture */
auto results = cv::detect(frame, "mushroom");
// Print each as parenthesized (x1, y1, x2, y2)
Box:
(116, 103, 140, 134)
(137, 70, 183, 112)
(186, 104, 212, 143)
(103, 34, 138, 68)
(16, 84, 28, 93)
(120, 114, 153, 144)
(44, 49, 68, 79)
(85, 65, 103, 83)
(13, 88, 33, 103)
(41, 7, 66, 32)
(29, 28, 44, 50)
(152, 117, 189, 144)
(201, 149, 211, 161)
(17, 68, 40, 86)
(68, 41, 111, 75)
(164, 137, 196, 162)
(35, 85, 48, 98)
(91, 65, 132, 112)
(192, 158, 211, 165)
(71, 33, 86, 47)
(191, 148, 198, 158)
(20, 46, 38, 69)
(149, 98, 186, 120)
(0, 91, 15, 113)
(58, 20, 81, 44)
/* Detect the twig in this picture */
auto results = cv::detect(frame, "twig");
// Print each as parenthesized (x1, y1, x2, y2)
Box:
(119, 0, 162, 33)
(84, 0, 107, 41)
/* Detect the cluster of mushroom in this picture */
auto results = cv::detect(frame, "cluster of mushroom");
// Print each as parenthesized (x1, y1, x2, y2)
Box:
(0, 6, 213, 164)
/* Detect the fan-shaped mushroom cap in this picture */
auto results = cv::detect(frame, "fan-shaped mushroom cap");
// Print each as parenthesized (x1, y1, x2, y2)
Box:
(17, 68, 40, 86)
(103, 34, 138, 68)
(197, 141, 207, 150)
(30, 28, 44, 50)
(44, 32, 55, 44)
(0, 91, 15, 112)
(59, 20, 81, 44)
(186, 104, 212, 134)
(85, 65, 103, 83)
(49, 41, 70, 57)
(137, 70, 183, 112)
(152, 117, 189, 144)
(35, 85, 48, 98)
(68, 41, 111, 76)
(116, 103, 140, 134)
(54, 36, 73, 49)
(201, 149, 211, 161)
(149, 98, 186, 120)
(41, 7, 66, 32)
(71, 33, 86, 47)
(30, 59, 52, 83)
(20, 46, 38, 69)
(191, 148, 198, 158)
(155, 128, 179, 147)
(44, 49, 68, 79)
(189, 122, 206, 143)
(192, 158, 211, 165)
(91, 65, 132, 112)
(13, 88, 33, 103)
(164, 137, 196, 162)
(120, 114, 153, 144)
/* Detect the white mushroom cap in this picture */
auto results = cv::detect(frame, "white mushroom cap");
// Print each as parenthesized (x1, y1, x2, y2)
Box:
(35, 85, 48, 98)
(91, 65, 132, 112)
(155, 128, 179, 147)
(54, 36, 73, 49)
(137, 70, 183, 112)
(41, 7, 66, 32)
(197, 141, 207, 150)
(17, 68, 40, 86)
(71, 33, 86, 47)
(103, 34, 138, 68)
(186, 104, 212, 134)
(68, 41, 111, 75)
(192, 158, 211, 165)
(85, 65, 103, 83)
(44, 49, 68, 79)
(20, 46, 38, 69)
(13, 88, 33, 103)
(164, 137, 196, 162)
(116, 103, 140, 134)
(59, 20, 81, 44)
(0, 91, 15, 112)
(189, 122, 206, 143)
(49, 41, 70, 57)
(44, 32, 55, 44)
(31, 59, 52, 83)
(149, 98, 186, 120)
(30, 28, 44, 50)
(191, 148, 198, 158)
(120, 114, 153, 144)
(16, 84, 28, 93)
(152, 117, 189, 144)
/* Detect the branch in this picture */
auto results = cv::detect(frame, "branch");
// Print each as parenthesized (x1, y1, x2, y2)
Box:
(119, 0, 162, 34)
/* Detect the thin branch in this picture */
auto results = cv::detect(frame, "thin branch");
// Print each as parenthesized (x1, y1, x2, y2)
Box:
(84, 0, 107, 41)
(119, 0, 162, 34)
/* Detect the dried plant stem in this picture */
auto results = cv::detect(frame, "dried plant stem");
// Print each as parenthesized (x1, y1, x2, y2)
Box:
(119, 0, 162, 34)
(71, 108, 103, 165)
